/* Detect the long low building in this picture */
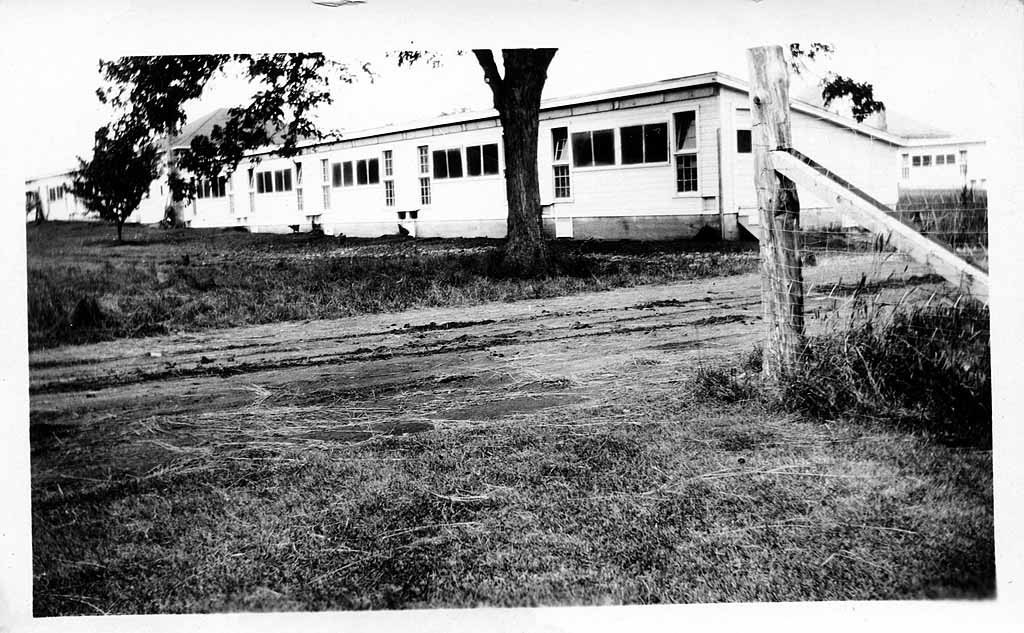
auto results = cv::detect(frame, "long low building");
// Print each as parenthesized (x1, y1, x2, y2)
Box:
(27, 71, 987, 239)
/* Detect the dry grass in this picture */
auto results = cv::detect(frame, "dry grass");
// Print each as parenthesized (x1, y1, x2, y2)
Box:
(26, 222, 758, 349)
(31, 367, 993, 614)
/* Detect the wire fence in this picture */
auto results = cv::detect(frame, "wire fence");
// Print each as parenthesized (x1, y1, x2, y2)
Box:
(749, 161, 991, 446)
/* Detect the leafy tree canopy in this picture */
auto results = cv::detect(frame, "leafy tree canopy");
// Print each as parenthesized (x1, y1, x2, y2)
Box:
(73, 124, 161, 241)
(98, 54, 362, 186)
(789, 42, 885, 123)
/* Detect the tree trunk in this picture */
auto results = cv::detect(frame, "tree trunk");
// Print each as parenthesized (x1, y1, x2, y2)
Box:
(116, 218, 124, 243)
(474, 49, 557, 276)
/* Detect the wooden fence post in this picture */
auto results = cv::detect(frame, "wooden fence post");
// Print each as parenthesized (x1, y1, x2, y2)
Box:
(747, 45, 805, 382)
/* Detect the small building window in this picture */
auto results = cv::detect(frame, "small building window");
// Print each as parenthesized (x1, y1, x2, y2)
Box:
(736, 129, 752, 154)
(553, 164, 571, 198)
(420, 177, 431, 205)
(552, 127, 568, 162)
(676, 154, 698, 193)
(297, 188, 304, 212)
(295, 162, 303, 186)
(466, 143, 500, 176)
(901, 154, 910, 180)
(256, 169, 292, 194)
(322, 184, 330, 210)
(673, 111, 698, 193)
(321, 158, 328, 182)
(621, 123, 668, 164)
(385, 180, 395, 207)
(432, 148, 463, 179)
(912, 156, 921, 167)
(572, 129, 615, 167)
(383, 150, 393, 177)
(946, 153, 955, 164)
(418, 145, 429, 175)
(921, 155, 932, 167)
(936, 154, 945, 165)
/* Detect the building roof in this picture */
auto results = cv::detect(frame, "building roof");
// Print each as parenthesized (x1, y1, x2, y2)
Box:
(258, 70, 979, 158)
(169, 107, 307, 150)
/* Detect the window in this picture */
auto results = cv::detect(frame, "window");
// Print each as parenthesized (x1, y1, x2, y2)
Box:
(256, 169, 292, 194)
(297, 188, 304, 212)
(418, 145, 429, 174)
(571, 129, 615, 167)
(736, 129, 752, 154)
(384, 150, 393, 177)
(912, 156, 921, 167)
(343, 161, 354, 186)
(295, 162, 303, 186)
(676, 154, 698, 193)
(936, 154, 945, 165)
(466, 143, 500, 176)
(321, 158, 328, 182)
(901, 154, 910, 179)
(673, 112, 698, 193)
(385, 180, 395, 207)
(432, 148, 463, 179)
(622, 122, 668, 164)
(420, 177, 431, 205)
(197, 176, 227, 199)
(959, 149, 968, 176)
(921, 155, 932, 167)
(322, 184, 330, 210)
(552, 127, 569, 161)
(552, 127, 571, 200)
(358, 158, 380, 185)
(553, 164, 571, 199)
(946, 153, 955, 164)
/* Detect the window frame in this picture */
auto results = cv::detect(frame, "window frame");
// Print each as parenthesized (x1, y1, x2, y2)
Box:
(570, 128, 616, 168)
(672, 109, 700, 195)
(465, 142, 501, 177)
(620, 121, 669, 166)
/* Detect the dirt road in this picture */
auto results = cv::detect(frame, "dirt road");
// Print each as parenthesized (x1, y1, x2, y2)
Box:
(30, 254, 938, 465)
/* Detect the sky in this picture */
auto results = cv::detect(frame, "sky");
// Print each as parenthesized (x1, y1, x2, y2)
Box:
(2, 0, 1021, 178)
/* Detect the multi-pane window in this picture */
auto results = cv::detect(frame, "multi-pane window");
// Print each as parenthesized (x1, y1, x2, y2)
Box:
(960, 149, 968, 175)
(673, 111, 698, 192)
(946, 153, 955, 164)
(196, 176, 227, 199)
(321, 158, 328, 182)
(383, 150, 393, 177)
(297, 188, 304, 212)
(921, 155, 932, 167)
(248, 168, 255, 213)
(552, 127, 571, 199)
(912, 156, 922, 167)
(322, 184, 330, 210)
(418, 145, 430, 174)
(553, 164, 571, 199)
(621, 122, 668, 164)
(333, 159, 379, 186)
(736, 129, 752, 154)
(432, 148, 464, 179)
(466, 143, 500, 176)
(676, 155, 698, 193)
(357, 158, 380, 185)
(419, 177, 431, 205)
(901, 154, 910, 179)
(571, 129, 615, 167)
(936, 154, 946, 165)
(295, 162, 304, 211)
(385, 180, 395, 207)
(256, 169, 292, 194)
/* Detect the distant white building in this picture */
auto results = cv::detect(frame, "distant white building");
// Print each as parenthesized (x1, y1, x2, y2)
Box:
(27, 71, 986, 238)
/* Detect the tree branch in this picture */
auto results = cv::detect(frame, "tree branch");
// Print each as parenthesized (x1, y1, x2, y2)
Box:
(472, 49, 504, 108)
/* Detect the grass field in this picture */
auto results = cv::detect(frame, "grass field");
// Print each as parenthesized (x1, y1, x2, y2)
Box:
(28, 221, 994, 614)
(26, 221, 758, 350)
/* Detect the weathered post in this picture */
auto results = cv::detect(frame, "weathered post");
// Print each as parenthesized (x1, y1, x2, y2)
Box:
(747, 45, 804, 382)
